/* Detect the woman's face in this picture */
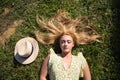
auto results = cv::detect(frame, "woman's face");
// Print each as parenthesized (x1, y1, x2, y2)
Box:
(60, 35, 74, 54)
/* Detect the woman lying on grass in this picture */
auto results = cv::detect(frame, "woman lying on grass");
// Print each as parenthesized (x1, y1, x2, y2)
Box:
(34, 10, 101, 80)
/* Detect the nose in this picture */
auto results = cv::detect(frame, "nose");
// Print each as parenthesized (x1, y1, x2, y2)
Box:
(64, 41, 68, 46)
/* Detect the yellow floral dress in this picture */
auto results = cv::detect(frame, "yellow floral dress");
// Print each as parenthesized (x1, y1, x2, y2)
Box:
(48, 48, 87, 80)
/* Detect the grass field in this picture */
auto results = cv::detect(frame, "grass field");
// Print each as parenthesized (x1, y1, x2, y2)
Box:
(0, 0, 120, 80)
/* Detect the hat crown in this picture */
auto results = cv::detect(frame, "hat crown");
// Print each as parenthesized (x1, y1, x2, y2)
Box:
(17, 41, 32, 57)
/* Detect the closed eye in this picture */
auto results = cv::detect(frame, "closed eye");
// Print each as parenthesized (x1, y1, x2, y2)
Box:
(67, 40, 71, 43)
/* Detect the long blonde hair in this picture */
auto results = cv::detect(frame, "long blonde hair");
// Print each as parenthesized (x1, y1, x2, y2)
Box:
(34, 10, 101, 45)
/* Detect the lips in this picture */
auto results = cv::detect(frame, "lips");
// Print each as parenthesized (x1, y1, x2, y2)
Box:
(63, 48, 69, 51)
(63, 47, 68, 49)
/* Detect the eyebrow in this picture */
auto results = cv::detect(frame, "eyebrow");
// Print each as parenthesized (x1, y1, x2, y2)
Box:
(61, 40, 72, 42)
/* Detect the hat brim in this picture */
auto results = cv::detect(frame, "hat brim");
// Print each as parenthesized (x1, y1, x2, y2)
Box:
(14, 37, 39, 64)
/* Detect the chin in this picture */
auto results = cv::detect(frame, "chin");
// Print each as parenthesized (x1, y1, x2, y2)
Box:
(62, 50, 70, 53)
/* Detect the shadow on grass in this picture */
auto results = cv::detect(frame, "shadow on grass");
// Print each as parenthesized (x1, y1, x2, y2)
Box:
(111, 0, 120, 62)
(111, 0, 120, 76)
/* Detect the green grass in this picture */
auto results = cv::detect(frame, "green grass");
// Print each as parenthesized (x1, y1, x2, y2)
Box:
(0, 0, 120, 80)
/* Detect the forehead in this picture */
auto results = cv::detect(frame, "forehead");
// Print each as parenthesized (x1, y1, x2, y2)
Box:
(60, 35, 73, 40)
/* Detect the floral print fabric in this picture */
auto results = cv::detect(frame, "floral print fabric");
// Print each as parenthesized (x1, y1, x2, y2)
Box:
(48, 48, 87, 80)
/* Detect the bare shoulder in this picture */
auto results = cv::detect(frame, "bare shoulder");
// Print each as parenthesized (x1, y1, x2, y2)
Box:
(43, 54, 50, 64)
(41, 54, 50, 71)
(45, 54, 50, 60)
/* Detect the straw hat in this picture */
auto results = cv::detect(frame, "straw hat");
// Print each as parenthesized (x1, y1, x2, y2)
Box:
(14, 37, 39, 64)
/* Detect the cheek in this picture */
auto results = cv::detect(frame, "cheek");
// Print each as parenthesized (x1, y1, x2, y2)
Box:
(72, 44, 74, 47)
(70, 43, 74, 48)
(60, 43, 64, 48)
(59, 42, 63, 47)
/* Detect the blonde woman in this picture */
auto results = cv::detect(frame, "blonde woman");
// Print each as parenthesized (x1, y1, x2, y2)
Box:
(34, 10, 100, 80)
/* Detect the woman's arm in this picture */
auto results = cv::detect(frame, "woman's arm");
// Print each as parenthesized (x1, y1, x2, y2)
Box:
(40, 54, 50, 80)
(83, 63, 91, 80)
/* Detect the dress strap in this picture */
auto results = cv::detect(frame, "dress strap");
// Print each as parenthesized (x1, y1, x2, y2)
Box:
(78, 52, 87, 77)
(48, 48, 60, 69)
(78, 52, 83, 56)
(49, 48, 55, 54)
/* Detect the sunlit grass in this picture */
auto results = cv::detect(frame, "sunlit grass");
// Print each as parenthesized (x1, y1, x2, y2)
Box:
(0, 0, 119, 80)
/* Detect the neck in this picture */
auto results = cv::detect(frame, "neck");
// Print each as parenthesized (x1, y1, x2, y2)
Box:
(61, 51, 72, 57)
